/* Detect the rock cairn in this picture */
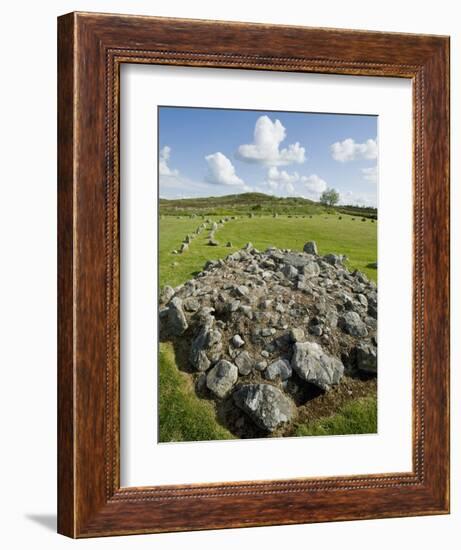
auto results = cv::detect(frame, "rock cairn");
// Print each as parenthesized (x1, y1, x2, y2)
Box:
(160, 241, 377, 433)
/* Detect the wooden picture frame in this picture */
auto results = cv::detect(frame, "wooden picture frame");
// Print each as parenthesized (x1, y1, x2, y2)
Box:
(57, 12, 450, 538)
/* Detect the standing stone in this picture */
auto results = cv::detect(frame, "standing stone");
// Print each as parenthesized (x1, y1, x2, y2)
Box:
(159, 285, 175, 305)
(303, 241, 318, 255)
(165, 297, 188, 336)
(206, 360, 238, 398)
(291, 341, 344, 391)
(233, 384, 295, 432)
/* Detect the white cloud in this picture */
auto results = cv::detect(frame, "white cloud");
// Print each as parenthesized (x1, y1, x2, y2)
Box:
(159, 145, 179, 176)
(266, 166, 298, 195)
(362, 165, 378, 183)
(330, 138, 378, 162)
(264, 167, 327, 199)
(302, 174, 328, 196)
(205, 152, 245, 186)
(236, 115, 306, 166)
(339, 190, 377, 208)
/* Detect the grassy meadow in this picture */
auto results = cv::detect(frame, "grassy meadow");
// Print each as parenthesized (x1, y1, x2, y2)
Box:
(160, 212, 377, 289)
(158, 195, 377, 442)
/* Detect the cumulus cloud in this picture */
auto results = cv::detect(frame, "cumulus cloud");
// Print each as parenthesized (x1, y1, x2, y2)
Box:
(330, 138, 378, 162)
(159, 145, 179, 176)
(265, 167, 327, 199)
(205, 152, 245, 187)
(236, 115, 306, 166)
(266, 166, 298, 195)
(361, 165, 378, 183)
(302, 174, 328, 196)
(339, 190, 377, 208)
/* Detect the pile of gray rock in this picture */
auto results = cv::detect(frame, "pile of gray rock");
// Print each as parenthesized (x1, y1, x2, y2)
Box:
(160, 241, 377, 433)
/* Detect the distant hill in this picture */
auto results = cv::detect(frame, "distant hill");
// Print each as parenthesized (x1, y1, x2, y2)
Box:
(159, 192, 377, 219)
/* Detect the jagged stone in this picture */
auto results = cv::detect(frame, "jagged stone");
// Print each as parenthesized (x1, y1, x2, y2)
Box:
(291, 341, 344, 391)
(159, 285, 175, 305)
(206, 360, 238, 398)
(339, 311, 368, 337)
(265, 358, 292, 381)
(233, 384, 295, 432)
(165, 297, 188, 336)
(235, 351, 254, 375)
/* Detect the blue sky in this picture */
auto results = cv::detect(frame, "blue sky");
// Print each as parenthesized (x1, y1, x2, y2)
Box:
(158, 107, 378, 207)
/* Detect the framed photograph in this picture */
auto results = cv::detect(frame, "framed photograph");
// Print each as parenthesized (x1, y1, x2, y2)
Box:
(58, 12, 450, 537)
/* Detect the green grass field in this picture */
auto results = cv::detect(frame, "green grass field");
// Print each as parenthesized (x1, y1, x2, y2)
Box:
(158, 210, 377, 442)
(159, 343, 234, 442)
(160, 213, 377, 289)
(294, 397, 377, 437)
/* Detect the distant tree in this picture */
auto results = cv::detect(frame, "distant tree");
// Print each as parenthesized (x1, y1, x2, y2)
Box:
(320, 188, 340, 207)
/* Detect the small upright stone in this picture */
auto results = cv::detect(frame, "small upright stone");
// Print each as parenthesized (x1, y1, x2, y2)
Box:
(165, 297, 188, 336)
(303, 241, 318, 255)
(159, 285, 175, 305)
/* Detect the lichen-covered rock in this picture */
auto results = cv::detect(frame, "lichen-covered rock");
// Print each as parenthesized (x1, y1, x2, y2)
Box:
(265, 358, 292, 381)
(339, 311, 368, 337)
(233, 384, 295, 432)
(165, 297, 188, 336)
(159, 285, 175, 305)
(206, 360, 238, 398)
(302, 260, 320, 278)
(291, 341, 344, 391)
(235, 351, 254, 375)
(190, 320, 222, 371)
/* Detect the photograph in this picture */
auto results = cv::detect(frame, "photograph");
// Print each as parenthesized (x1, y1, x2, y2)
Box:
(158, 106, 378, 442)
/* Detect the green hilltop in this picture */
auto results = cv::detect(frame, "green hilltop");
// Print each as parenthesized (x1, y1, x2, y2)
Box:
(159, 192, 377, 219)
